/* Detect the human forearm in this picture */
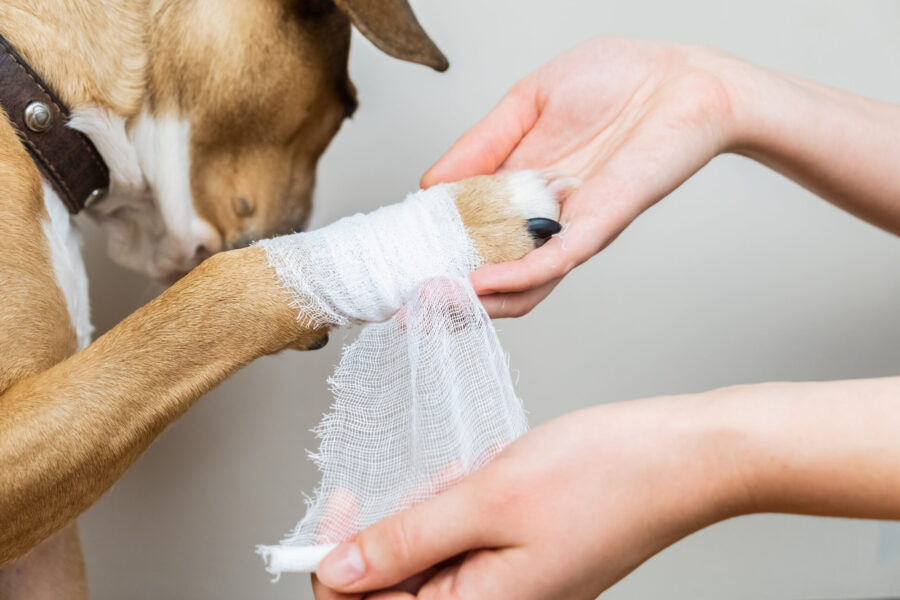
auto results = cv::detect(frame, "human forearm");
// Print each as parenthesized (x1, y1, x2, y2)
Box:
(710, 377, 900, 520)
(313, 377, 900, 599)
(728, 61, 900, 234)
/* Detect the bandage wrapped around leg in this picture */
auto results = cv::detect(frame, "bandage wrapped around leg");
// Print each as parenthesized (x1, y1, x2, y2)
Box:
(255, 183, 529, 577)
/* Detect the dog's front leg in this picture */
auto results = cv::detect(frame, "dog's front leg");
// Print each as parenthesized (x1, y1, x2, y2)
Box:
(0, 168, 567, 571)
(0, 246, 327, 563)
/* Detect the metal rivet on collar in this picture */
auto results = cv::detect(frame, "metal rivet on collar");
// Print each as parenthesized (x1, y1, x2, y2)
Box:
(24, 101, 52, 132)
(84, 187, 107, 208)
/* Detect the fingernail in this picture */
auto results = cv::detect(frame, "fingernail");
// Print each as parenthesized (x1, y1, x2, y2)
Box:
(318, 542, 365, 586)
(527, 218, 562, 247)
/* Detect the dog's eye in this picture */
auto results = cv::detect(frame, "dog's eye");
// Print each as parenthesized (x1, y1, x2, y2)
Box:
(232, 196, 255, 218)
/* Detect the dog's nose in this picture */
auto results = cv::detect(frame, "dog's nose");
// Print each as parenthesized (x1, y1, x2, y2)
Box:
(192, 243, 213, 264)
(178, 221, 223, 271)
(195, 221, 223, 254)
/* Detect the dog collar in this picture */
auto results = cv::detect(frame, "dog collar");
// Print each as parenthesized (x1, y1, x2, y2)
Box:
(0, 34, 109, 214)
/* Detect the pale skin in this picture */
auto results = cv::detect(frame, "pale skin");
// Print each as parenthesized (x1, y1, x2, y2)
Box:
(312, 38, 900, 599)
(0, 2, 565, 596)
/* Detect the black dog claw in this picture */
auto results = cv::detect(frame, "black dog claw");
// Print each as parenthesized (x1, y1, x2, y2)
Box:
(527, 218, 562, 247)
(307, 333, 329, 350)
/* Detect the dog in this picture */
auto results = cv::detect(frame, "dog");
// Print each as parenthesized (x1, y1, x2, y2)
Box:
(0, 1, 564, 597)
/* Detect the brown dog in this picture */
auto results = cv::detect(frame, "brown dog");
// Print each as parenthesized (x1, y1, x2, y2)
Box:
(0, 1, 564, 597)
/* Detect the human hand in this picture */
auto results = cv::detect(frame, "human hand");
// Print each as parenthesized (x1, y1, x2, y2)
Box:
(423, 38, 749, 317)
(311, 392, 750, 599)
(311, 377, 900, 599)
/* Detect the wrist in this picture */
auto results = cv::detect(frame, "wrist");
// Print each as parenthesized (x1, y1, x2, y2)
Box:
(582, 392, 762, 533)
(695, 51, 777, 155)
(716, 56, 832, 160)
(673, 388, 769, 522)
(195, 248, 316, 353)
(695, 382, 801, 519)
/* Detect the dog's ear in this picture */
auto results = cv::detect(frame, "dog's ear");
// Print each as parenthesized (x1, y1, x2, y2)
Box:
(333, 0, 448, 71)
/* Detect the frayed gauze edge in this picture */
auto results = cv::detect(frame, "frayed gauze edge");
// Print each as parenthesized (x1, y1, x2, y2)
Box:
(257, 544, 337, 581)
(254, 185, 528, 578)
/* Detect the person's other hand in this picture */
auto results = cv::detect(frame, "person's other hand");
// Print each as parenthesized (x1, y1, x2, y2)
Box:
(311, 392, 749, 599)
(423, 38, 747, 317)
(312, 377, 900, 599)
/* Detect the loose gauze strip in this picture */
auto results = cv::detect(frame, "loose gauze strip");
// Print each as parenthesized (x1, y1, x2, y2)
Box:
(255, 185, 529, 577)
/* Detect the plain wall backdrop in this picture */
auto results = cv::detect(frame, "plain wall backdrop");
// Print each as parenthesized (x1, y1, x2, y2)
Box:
(77, 1, 900, 598)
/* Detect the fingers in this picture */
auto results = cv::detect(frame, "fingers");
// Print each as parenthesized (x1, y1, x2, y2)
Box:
(421, 77, 540, 187)
(468, 171, 638, 308)
(470, 177, 616, 297)
(365, 592, 414, 600)
(313, 568, 440, 599)
(414, 548, 550, 600)
(312, 574, 362, 600)
(469, 243, 569, 296)
(316, 480, 489, 594)
(478, 278, 561, 319)
(317, 488, 361, 544)
(466, 227, 580, 318)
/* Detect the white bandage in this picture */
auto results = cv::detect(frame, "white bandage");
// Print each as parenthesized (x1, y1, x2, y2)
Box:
(259, 185, 480, 327)
(255, 185, 528, 578)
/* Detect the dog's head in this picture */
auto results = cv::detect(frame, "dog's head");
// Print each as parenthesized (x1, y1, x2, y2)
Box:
(89, 0, 446, 280)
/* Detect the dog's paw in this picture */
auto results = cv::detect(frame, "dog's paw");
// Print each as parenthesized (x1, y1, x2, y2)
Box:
(449, 170, 578, 265)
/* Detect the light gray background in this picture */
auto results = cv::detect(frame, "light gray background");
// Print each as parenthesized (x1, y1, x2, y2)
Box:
(78, 1, 900, 598)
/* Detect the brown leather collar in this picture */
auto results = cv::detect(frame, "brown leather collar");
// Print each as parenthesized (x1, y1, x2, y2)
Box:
(0, 34, 109, 214)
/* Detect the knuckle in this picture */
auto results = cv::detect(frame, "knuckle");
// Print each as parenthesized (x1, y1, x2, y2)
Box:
(378, 517, 416, 570)
(420, 584, 449, 600)
(509, 303, 533, 318)
(479, 464, 525, 518)
(425, 573, 465, 600)
(561, 259, 578, 277)
(547, 261, 568, 280)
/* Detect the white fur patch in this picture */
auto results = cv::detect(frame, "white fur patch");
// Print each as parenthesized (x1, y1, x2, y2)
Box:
(505, 170, 566, 221)
(41, 182, 92, 349)
(68, 107, 219, 278)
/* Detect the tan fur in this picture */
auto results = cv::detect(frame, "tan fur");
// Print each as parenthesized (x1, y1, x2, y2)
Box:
(0, 174, 537, 588)
(0, 2, 147, 115)
(0, 1, 540, 596)
(451, 175, 536, 264)
(0, 0, 355, 259)
(150, 0, 357, 249)
(0, 110, 77, 393)
(0, 110, 86, 597)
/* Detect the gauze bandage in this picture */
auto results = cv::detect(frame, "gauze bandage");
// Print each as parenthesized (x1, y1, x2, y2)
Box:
(255, 184, 529, 577)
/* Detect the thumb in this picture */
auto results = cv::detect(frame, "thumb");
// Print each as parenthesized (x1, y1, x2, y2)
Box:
(421, 77, 540, 187)
(316, 481, 488, 593)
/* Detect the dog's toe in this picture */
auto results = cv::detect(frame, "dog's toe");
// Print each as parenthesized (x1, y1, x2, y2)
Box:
(451, 169, 577, 264)
(505, 170, 576, 248)
(504, 170, 575, 223)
